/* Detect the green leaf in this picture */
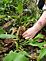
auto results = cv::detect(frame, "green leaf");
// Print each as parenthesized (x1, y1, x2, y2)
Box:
(0, 15, 6, 18)
(4, 51, 29, 61)
(0, 34, 15, 39)
(3, 0, 10, 4)
(16, 2, 23, 13)
(3, 51, 16, 61)
(23, 34, 45, 49)
(37, 48, 46, 61)
(28, 40, 46, 49)
(34, 33, 44, 39)
(11, 15, 19, 19)
(0, 28, 5, 34)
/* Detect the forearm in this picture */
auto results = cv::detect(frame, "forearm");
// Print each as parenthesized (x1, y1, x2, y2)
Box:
(33, 11, 46, 31)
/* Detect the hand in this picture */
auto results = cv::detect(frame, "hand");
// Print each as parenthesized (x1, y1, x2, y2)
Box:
(22, 27, 37, 39)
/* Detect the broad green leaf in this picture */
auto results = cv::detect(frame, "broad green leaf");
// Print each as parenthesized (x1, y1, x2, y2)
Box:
(23, 33, 46, 49)
(37, 48, 46, 61)
(23, 33, 45, 49)
(0, 28, 5, 34)
(0, 34, 15, 39)
(3, 51, 16, 61)
(28, 40, 46, 49)
(4, 51, 29, 61)
(34, 33, 44, 39)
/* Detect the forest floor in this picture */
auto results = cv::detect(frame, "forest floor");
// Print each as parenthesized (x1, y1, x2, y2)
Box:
(0, 0, 46, 61)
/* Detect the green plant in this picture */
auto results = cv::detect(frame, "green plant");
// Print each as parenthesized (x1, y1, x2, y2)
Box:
(37, 48, 46, 61)
(4, 51, 29, 61)
(0, 0, 45, 61)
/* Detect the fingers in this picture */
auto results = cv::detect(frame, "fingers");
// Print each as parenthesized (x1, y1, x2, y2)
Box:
(22, 31, 32, 39)
(22, 31, 30, 38)
(22, 28, 33, 39)
(22, 31, 34, 39)
(22, 28, 30, 36)
(22, 31, 27, 37)
(25, 36, 33, 39)
(22, 31, 28, 36)
(23, 33, 31, 38)
(25, 37, 30, 39)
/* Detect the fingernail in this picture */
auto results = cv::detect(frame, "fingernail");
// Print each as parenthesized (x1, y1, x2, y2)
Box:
(25, 37, 29, 39)
(30, 38, 32, 40)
